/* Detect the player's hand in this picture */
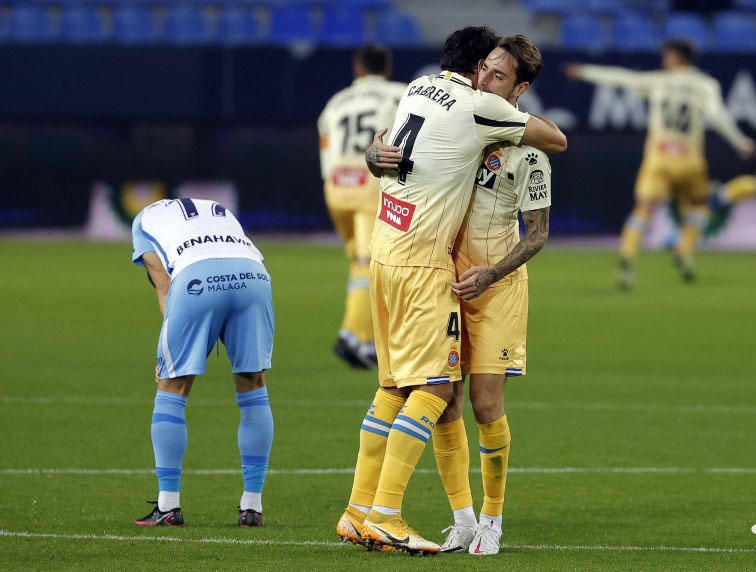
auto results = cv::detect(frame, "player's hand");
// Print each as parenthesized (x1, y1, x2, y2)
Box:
(564, 63, 581, 80)
(154, 365, 161, 385)
(450, 266, 496, 301)
(737, 139, 755, 160)
(365, 128, 402, 170)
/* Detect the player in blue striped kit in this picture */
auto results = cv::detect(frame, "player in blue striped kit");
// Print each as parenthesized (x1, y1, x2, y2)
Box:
(131, 198, 274, 527)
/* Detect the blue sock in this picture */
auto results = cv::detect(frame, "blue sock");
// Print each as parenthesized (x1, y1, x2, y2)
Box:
(151, 391, 188, 493)
(236, 387, 274, 495)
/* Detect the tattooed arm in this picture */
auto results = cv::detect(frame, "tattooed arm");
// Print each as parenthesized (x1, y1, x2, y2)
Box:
(450, 207, 550, 301)
(365, 128, 403, 178)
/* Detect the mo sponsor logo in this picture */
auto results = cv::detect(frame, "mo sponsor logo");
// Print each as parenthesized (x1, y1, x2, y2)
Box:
(378, 191, 416, 232)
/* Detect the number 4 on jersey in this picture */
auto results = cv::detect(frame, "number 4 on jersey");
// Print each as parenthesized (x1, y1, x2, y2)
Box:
(446, 311, 460, 342)
(391, 114, 425, 184)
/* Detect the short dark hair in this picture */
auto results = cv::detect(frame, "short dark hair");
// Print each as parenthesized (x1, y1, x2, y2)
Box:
(498, 35, 543, 85)
(663, 39, 698, 64)
(440, 26, 499, 76)
(353, 45, 392, 75)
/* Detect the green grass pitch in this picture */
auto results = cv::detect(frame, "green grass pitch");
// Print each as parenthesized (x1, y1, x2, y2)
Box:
(1, 239, 755, 570)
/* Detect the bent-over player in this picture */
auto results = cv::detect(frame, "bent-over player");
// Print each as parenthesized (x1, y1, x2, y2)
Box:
(131, 198, 274, 528)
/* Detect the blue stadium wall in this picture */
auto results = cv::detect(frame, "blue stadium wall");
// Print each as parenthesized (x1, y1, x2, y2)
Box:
(0, 46, 754, 233)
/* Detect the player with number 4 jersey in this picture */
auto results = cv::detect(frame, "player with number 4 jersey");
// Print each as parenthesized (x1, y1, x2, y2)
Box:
(336, 27, 566, 556)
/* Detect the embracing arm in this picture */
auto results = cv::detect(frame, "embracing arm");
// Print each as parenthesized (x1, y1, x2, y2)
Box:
(451, 207, 550, 300)
(142, 251, 171, 317)
(365, 128, 402, 177)
(520, 117, 567, 154)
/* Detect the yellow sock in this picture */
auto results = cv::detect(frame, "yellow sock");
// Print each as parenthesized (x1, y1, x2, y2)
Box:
(677, 208, 709, 259)
(348, 389, 406, 509)
(619, 211, 648, 262)
(371, 390, 447, 511)
(479, 415, 511, 517)
(724, 175, 756, 204)
(433, 418, 473, 511)
(342, 264, 373, 343)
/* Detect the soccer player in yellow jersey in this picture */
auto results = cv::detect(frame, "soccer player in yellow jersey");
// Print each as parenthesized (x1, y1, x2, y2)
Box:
(567, 40, 755, 288)
(711, 172, 756, 215)
(318, 46, 406, 368)
(430, 35, 551, 556)
(335, 26, 567, 554)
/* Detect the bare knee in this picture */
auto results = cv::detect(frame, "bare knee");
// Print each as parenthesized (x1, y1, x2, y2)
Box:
(416, 382, 454, 404)
(157, 375, 194, 396)
(470, 374, 505, 424)
(234, 371, 266, 393)
(437, 381, 465, 423)
(471, 400, 502, 424)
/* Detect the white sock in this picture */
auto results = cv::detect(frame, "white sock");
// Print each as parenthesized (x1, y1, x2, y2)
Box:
(479, 512, 502, 533)
(158, 491, 180, 512)
(372, 505, 400, 516)
(349, 503, 370, 515)
(454, 506, 477, 527)
(240, 491, 262, 513)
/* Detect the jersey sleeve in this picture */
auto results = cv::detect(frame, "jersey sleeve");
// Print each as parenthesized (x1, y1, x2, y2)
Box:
(473, 92, 530, 146)
(317, 104, 331, 180)
(577, 65, 654, 96)
(703, 78, 751, 152)
(226, 209, 246, 235)
(131, 211, 154, 267)
(517, 151, 552, 212)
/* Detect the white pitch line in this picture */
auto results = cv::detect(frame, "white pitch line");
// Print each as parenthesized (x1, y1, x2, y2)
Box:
(0, 396, 369, 408)
(0, 529, 337, 547)
(1, 529, 754, 554)
(1, 466, 755, 476)
(2, 395, 755, 414)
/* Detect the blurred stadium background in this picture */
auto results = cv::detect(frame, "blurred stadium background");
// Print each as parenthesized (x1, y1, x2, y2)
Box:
(0, 0, 754, 240)
(2, 0, 756, 568)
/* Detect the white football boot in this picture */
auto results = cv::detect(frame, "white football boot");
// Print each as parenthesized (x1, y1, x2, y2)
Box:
(439, 523, 476, 553)
(468, 522, 502, 556)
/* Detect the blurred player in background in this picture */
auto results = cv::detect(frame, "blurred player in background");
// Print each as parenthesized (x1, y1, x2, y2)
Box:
(336, 26, 566, 555)
(131, 198, 274, 528)
(567, 40, 755, 288)
(433, 35, 552, 556)
(710, 171, 756, 223)
(317, 46, 406, 369)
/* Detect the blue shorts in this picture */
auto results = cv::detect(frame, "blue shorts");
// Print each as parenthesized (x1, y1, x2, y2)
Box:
(157, 258, 274, 378)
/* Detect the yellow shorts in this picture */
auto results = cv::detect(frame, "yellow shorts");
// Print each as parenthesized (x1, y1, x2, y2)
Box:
(328, 205, 375, 262)
(325, 177, 379, 261)
(370, 261, 463, 388)
(461, 278, 528, 377)
(635, 153, 708, 203)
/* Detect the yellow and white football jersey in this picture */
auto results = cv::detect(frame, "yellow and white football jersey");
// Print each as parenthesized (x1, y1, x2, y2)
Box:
(370, 72, 531, 272)
(578, 65, 751, 160)
(454, 144, 552, 377)
(455, 143, 552, 282)
(318, 75, 406, 213)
